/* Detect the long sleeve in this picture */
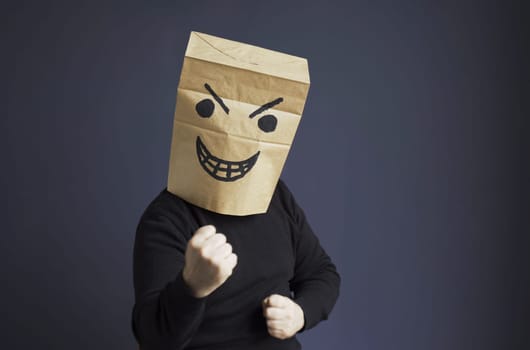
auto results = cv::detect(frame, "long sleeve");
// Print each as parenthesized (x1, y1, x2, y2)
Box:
(132, 199, 207, 350)
(280, 182, 341, 333)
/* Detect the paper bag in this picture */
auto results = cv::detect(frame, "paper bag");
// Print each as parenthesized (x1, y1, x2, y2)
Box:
(167, 31, 310, 215)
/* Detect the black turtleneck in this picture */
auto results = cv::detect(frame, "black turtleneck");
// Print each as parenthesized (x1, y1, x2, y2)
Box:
(132, 179, 340, 350)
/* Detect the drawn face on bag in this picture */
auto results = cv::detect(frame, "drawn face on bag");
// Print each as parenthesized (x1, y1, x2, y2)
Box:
(194, 83, 283, 182)
(167, 32, 310, 216)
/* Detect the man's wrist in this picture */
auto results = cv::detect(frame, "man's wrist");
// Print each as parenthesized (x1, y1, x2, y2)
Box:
(181, 268, 197, 297)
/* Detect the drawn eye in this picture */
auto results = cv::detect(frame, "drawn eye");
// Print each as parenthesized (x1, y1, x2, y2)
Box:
(195, 99, 214, 118)
(258, 114, 277, 132)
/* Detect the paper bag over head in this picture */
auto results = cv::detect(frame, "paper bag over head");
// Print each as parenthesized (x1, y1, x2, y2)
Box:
(168, 31, 310, 215)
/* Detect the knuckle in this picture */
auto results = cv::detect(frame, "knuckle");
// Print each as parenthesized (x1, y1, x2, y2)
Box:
(219, 261, 231, 273)
(188, 239, 200, 250)
(198, 225, 215, 235)
(219, 259, 229, 271)
(224, 268, 233, 278)
(209, 255, 221, 266)
(198, 247, 209, 259)
(227, 254, 235, 266)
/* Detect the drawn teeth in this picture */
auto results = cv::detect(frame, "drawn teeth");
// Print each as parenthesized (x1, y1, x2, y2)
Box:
(196, 136, 260, 182)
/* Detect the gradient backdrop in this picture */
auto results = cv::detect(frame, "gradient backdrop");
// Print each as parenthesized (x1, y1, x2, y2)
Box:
(4, 1, 528, 349)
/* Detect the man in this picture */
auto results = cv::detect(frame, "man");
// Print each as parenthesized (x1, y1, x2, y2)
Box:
(132, 32, 340, 350)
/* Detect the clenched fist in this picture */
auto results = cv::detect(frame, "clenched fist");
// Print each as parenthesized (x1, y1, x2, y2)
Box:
(262, 294, 305, 340)
(182, 225, 238, 298)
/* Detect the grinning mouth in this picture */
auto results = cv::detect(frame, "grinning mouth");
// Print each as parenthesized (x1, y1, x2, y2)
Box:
(196, 136, 260, 182)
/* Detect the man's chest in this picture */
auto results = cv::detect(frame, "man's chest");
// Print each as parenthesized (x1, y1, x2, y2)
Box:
(189, 208, 296, 301)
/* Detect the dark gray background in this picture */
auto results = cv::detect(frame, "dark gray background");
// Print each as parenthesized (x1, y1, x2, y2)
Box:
(4, 0, 528, 349)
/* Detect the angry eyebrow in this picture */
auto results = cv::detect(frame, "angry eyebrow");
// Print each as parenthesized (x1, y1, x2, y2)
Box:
(249, 97, 284, 119)
(204, 83, 229, 114)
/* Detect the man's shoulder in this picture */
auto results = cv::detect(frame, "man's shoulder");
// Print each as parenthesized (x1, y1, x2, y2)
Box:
(270, 178, 299, 216)
(135, 189, 197, 243)
(139, 188, 193, 223)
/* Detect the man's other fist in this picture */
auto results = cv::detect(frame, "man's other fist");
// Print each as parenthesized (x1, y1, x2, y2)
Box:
(262, 294, 305, 339)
